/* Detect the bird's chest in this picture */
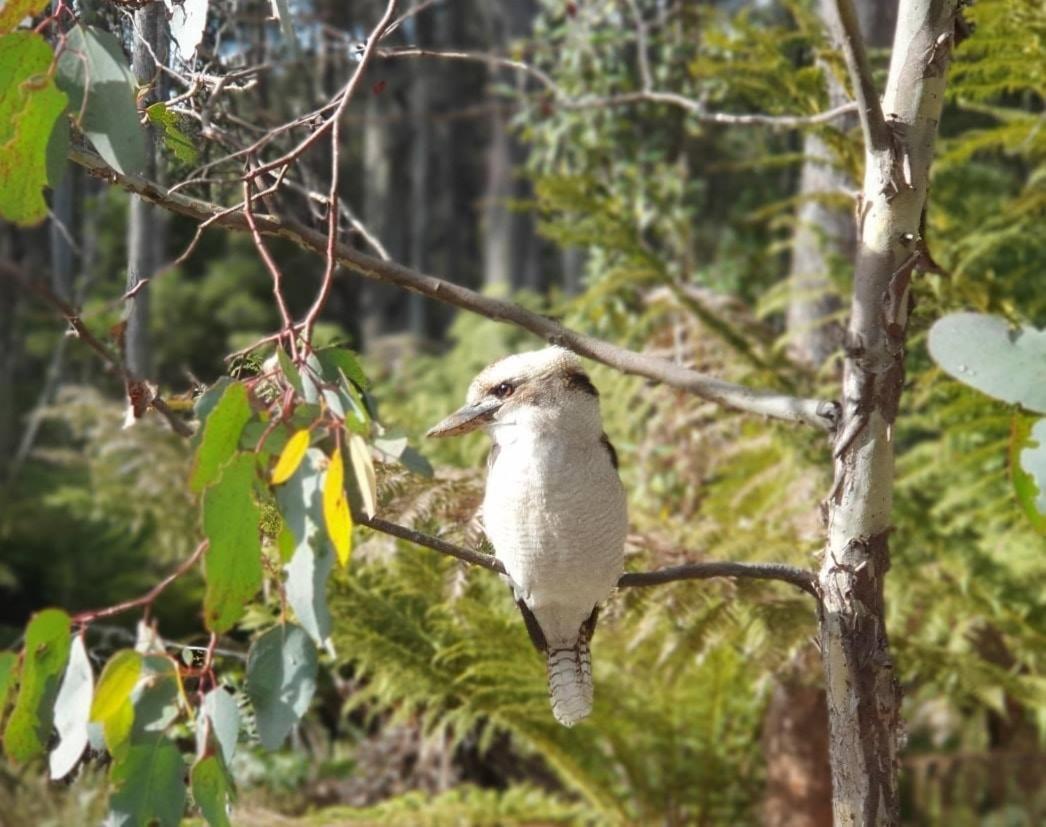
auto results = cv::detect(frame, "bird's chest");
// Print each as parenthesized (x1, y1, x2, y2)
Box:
(481, 430, 625, 595)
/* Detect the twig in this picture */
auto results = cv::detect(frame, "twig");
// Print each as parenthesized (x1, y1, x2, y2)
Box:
(0, 259, 193, 438)
(72, 541, 209, 625)
(359, 516, 817, 597)
(376, 48, 859, 129)
(68, 147, 840, 431)
(824, 0, 889, 152)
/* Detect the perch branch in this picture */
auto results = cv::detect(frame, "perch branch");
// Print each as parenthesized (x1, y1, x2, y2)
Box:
(359, 516, 817, 597)
(69, 148, 839, 431)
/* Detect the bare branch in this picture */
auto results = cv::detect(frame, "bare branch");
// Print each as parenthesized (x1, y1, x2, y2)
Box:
(0, 259, 193, 438)
(824, 0, 890, 152)
(376, 47, 859, 130)
(360, 516, 817, 597)
(70, 148, 840, 431)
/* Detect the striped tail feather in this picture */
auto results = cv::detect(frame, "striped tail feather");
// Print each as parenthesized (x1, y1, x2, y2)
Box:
(546, 639, 593, 727)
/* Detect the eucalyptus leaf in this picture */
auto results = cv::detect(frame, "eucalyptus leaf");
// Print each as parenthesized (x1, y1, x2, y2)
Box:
(245, 624, 317, 750)
(49, 636, 93, 780)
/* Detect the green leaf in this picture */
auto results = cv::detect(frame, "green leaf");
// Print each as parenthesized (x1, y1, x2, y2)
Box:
(277, 450, 334, 647)
(190, 382, 251, 492)
(91, 649, 142, 757)
(316, 347, 368, 390)
(0, 32, 69, 225)
(145, 101, 198, 164)
(275, 345, 304, 396)
(928, 313, 1046, 414)
(56, 25, 146, 175)
(245, 624, 317, 750)
(2, 608, 70, 763)
(131, 655, 182, 745)
(0, 0, 49, 34)
(203, 453, 263, 633)
(199, 688, 239, 765)
(107, 741, 187, 827)
(1012, 416, 1046, 532)
(0, 651, 17, 723)
(191, 754, 233, 827)
(49, 636, 93, 780)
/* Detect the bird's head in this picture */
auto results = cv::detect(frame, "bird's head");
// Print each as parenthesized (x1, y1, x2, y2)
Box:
(426, 346, 603, 439)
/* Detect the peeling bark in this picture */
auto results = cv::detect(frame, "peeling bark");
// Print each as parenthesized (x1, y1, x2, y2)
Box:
(818, 1, 962, 824)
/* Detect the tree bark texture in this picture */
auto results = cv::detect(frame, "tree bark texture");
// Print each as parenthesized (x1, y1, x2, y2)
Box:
(787, 1, 898, 368)
(819, 1, 960, 824)
(125, 2, 166, 379)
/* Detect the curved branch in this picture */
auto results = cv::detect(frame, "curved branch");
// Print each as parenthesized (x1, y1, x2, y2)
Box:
(359, 516, 817, 598)
(69, 148, 839, 431)
(824, 0, 889, 152)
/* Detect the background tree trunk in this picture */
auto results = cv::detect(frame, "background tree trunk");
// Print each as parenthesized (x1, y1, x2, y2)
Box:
(819, 1, 960, 823)
(125, 3, 166, 378)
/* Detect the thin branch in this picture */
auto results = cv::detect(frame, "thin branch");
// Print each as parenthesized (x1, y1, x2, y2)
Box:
(359, 516, 817, 597)
(824, 0, 889, 152)
(377, 48, 859, 129)
(0, 259, 193, 438)
(72, 541, 209, 624)
(69, 148, 840, 431)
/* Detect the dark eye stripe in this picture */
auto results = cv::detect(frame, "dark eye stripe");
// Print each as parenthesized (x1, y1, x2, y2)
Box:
(564, 370, 599, 397)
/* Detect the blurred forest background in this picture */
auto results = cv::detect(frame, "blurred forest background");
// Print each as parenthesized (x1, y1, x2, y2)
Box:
(1, 0, 1044, 824)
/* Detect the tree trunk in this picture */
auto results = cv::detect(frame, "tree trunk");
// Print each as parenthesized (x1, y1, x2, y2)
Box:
(819, 1, 960, 823)
(407, 11, 432, 338)
(787, 1, 898, 368)
(768, 3, 898, 822)
(125, 2, 166, 379)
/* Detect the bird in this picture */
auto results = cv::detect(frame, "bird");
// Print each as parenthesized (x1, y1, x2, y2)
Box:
(427, 346, 627, 726)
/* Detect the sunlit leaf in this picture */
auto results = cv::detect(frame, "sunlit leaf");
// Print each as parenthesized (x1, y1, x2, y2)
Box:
(271, 429, 310, 484)
(131, 655, 183, 745)
(348, 432, 378, 518)
(145, 101, 198, 165)
(164, 0, 208, 61)
(202, 453, 263, 633)
(2, 608, 70, 763)
(107, 741, 186, 827)
(323, 447, 353, 567)
(928, 313, 1046, 413)
(191, 754, 233, 827)
(275, 345, 303, 396)
(1012, 415, 1046, 532)
(245, 624, 317, 750)
(0, 651, 17, 723)
(49, 635, 93, 779)
(56, 25, 146, 175)
(199, 687, 239, 765)
(0, 32, 69, 225)
(91, 648, 141, 757)
(0, 0, 50, 33)
(190, 382, 251, 492)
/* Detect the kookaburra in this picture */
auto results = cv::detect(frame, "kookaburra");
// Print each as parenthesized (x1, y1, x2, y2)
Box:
(427, 347, 627, 726)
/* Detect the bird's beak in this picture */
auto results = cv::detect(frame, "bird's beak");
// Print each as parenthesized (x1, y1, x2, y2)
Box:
(426, 399, 501, 438)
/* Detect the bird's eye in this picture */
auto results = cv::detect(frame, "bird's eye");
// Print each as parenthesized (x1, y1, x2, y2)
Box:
(492, 382, 515, 399)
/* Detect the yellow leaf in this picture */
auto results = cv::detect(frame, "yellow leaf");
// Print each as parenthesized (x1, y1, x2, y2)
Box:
(271, 429, 310, 484)
(347, 433, 378, 518)
(323, 447, 353, 567)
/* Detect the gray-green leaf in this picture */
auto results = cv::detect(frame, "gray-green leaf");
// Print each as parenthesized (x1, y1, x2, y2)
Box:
(245, 624, 317, 750)
(49, 635, 93, 780)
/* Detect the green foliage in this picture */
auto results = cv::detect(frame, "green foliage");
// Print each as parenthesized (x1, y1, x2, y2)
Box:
(2, 609, 69, 763)
(0, 32, 68, 224)
(145, 102, 199, 165)
(56, 25, 145, 174)
(0, 0, 50, 34)
(191, 755, 233, 827)
(108, 741, 187, 827)
(202, 453, 263, 633)
(191, 382, 252, 493)
(91, 648, 141, 758)
(245, 624, 318, 751)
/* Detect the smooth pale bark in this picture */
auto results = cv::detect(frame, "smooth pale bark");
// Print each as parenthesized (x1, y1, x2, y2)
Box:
(787, 2, 897, 368)
(819, 1, 960, 824)
(769, 3, 898, 822)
